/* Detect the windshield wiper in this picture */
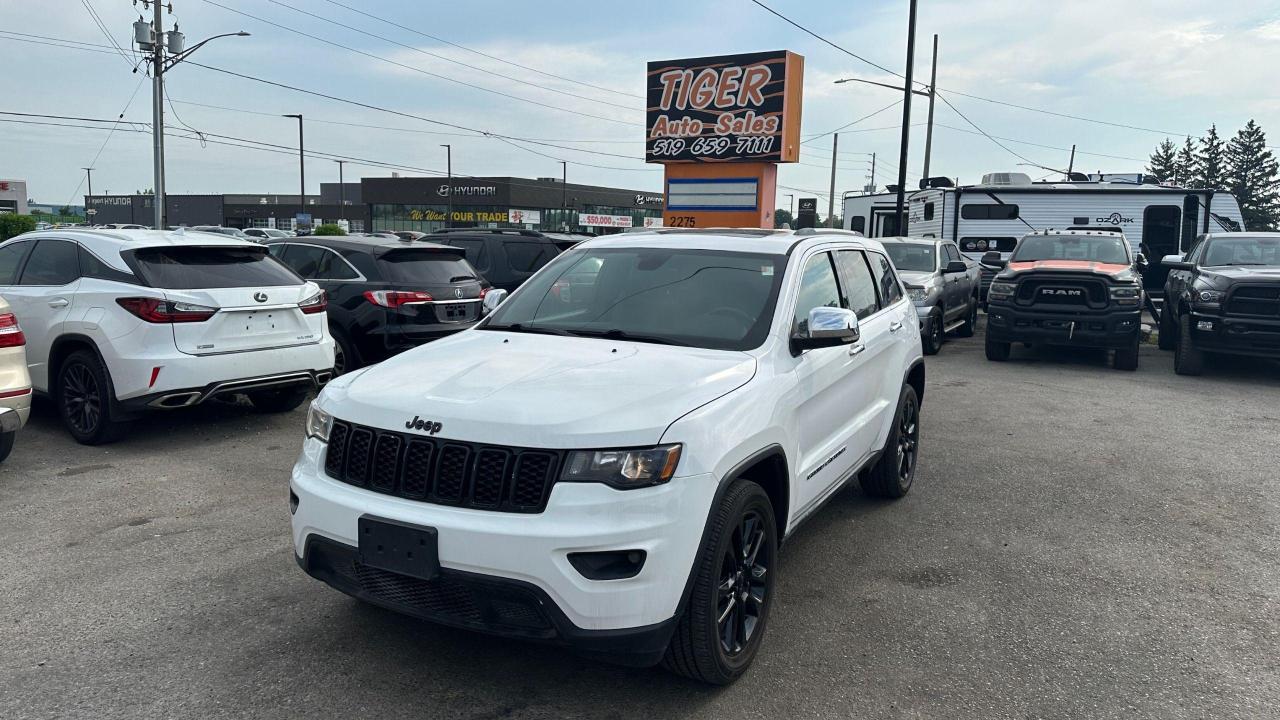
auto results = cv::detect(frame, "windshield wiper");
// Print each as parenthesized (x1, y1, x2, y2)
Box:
(482, 322, 575, 337)
(568, 328, 689, 346)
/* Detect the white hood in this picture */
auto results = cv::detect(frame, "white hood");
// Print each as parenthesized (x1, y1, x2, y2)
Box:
(320, 330, 756, 448)
(897, 270, 935, 288)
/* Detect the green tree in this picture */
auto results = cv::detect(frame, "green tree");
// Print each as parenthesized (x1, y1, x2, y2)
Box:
(313, 223, 346, 236)
(0, 214, 37, 241)
(1174, 136, 1199, 187)
(1197, 124, 1227, 190)
(774, 208, 794, 228)
(57, 205, 72, 217)
(1146, 139, 1178, 183)
(1225, 120, 1280, 230)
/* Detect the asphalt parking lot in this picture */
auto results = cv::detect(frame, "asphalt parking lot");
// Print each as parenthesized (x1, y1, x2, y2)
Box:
(3, 330, 1278, 720)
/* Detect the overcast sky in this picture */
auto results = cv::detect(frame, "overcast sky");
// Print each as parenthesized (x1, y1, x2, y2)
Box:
(4, 0, 1279, 208)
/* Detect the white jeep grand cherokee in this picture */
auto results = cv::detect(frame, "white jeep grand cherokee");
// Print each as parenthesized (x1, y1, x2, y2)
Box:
(292, 228, 925, 684)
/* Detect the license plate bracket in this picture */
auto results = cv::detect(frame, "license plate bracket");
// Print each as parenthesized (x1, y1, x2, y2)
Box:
(357, 516, 440, 580)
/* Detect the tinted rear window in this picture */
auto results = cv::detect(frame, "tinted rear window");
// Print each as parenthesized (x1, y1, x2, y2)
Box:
(130, 246, 303, 289)
(377, 250, 480, 284)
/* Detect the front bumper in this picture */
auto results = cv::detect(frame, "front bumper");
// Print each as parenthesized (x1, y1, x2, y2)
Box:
(1188, 311, 1280, 358)
(290, 437, 715, 652)
(0, 404, 27, 433)
(986, 303, 1141, 348)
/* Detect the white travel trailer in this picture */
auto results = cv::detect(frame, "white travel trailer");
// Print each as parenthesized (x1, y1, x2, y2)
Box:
(844, 173, 1246, 292)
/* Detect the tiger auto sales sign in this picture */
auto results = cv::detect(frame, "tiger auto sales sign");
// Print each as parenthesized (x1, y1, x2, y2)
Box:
(646, 50, 803, 164)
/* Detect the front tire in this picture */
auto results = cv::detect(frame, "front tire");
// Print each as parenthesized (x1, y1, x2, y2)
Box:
(662, 481, 777, 685)
(1174, 314, 1205, 376)
(57, 349, 127, 445)
(1113, 334, 1140, 371)
(957, 296, 978, 338)
(922, 309, 943, 355)
(985, 336, 1011, 362)
(1157, 307, 1175, 351)
(861, 384, 921, 499)
(0, 431, 14, 463)
(247, 387, 310, 413)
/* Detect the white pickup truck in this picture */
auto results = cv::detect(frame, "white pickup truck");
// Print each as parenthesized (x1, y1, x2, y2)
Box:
(290, 228, 926, 684)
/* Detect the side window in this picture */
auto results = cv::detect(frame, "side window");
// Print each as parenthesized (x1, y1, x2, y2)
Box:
(833, 250, 880, 319)
(505, 242, 553, 273)
(267, 243, 288, 259)
(868, 252, 904, 306)
(923, 202, 935, 221)
(79, 246, 138, 284)
(791, 252, 843, 336)
(850, 216, 866, 234)
(19, 239, 80, 286)
(447, 239, 489, 270)
(281, 245, 326, 279)
(944, 244, 961, 263)
(0, 241, 31, 285)
(961, 204, 1020, 220)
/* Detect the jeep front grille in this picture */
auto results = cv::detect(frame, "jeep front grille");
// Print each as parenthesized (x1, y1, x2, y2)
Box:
(323, 420, 562, 513)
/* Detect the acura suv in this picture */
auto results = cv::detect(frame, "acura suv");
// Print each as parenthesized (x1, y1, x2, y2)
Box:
(291, 228, 926, 684)
(0, 229, 334, 444)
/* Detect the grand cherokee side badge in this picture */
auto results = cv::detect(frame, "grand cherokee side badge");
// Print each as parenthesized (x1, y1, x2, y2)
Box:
(405, 416, 443, 435)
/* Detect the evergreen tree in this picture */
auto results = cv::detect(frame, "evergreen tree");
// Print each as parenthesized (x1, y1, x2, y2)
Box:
(1174, 136, 1199, 187)
(1197, 124, 1227, 190)
(1146, 138, 1178, 183)
(1225, 120, 1280, 230)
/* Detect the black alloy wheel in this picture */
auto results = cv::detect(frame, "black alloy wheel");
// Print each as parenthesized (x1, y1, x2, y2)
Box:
(861, 384, 921, 499)
(957, 297, 978, 337)
(333, 341, 347, 376)
(62, 361, 102, 437)
(923, 310, 943, 355)
(895, 392, 920, 483)
(717, 510, 772, 658)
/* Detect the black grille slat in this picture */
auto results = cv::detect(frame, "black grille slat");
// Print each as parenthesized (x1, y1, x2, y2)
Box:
(1227, 284, 1280, 318)
(471, 449, 511, 508)
(321, 421, 561, 513)
(370, 434, 402, 492)
(434, 444, 472, 503)
(345, 428, 375, 487)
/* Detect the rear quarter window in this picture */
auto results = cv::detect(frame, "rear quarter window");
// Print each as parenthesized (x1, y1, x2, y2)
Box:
(129, 246, 303, 289)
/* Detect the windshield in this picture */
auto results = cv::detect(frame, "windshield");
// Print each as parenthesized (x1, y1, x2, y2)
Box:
(1011, 235, 1130, 264)
(483, 247, 786, 350)
(883, 243, 936, 272)
(130, 246, 303, 289)
(1200, 236, 1280, 266)
(377, 250, 481, 283)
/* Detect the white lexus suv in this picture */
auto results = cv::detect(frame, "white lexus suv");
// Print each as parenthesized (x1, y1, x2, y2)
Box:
(0, 229, 334, 444)
(291, 228, 924, 684)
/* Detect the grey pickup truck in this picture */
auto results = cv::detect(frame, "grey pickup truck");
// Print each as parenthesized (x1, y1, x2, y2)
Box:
(880, 237, 981, 355)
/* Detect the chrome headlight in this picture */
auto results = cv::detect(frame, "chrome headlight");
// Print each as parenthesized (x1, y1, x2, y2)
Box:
(306, 401, 333, 442)
(1110, 286, 1141, 306)
(907, 287, 929, 302)
(561, 444, 682, 489)
(1197, 289, 1226, 304)
(989, 281, 1016, 297)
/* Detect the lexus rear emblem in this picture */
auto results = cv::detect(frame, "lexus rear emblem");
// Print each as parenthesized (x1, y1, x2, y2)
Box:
(454, 288, 463, 298)
(254, 292, 268, 302)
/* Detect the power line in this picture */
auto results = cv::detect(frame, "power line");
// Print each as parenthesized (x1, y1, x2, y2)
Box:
(748, 0, 919, 87)
(66, 75, 150, 205)
(801, 100, 903, 145)
(0, 31, 121, 56)
(935, 92, 1041, 166)
(197, 0, 642, 127)
(80, 0, 136, 67)
(318, 0, 643, 101)
(261, 0, 640, 112)
(932, 122, 1146, 163)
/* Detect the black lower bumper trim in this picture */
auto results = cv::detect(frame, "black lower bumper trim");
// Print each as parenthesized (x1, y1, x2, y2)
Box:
(987, 304, 1141, 349)
(297, 535, 677, 667)
(1189, 313, 1280, 358)
(120, 370, 325, 412)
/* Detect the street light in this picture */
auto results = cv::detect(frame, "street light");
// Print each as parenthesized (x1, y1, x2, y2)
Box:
(283, 114, 304, 229)
(440, 144, 451, 228)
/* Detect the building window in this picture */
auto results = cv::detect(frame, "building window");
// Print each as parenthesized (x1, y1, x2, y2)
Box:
(850, 216, 866, 233)
(923, 202, 935, 221)
(960, 203, 1019, 220)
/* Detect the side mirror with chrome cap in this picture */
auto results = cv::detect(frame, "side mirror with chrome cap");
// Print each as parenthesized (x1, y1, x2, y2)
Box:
(1134, 252, 1149, 272)
(481, 288, 508, 315)
(791, 306, 860, 354)
(1162, 254, 1193, 271)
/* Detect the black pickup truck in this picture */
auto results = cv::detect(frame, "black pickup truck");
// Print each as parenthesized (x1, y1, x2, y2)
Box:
(1159, 232, 1280, 375)
(982, 230, 1147, 370)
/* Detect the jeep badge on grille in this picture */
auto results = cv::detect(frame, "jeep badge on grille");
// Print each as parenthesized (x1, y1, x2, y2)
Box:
(405, 416, 443, 435)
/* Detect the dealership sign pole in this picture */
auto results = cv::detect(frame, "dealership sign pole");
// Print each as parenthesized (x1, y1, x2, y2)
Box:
(646, 50, 803, 229)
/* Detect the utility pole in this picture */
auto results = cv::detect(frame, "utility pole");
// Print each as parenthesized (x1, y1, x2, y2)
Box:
(283, 115, 304, 227)
(827, 133, 839, 228)
(335, 160, 345, 221)
(784, 193, 794, 218)
(560, 161, 568, 230)
(441, 144, 452, 228)
(1067, 144, 1077, 179)
(894, 0, 919, 235)
(921, 33, 939, 182)
(82, 168, 93, 220)
(869, 153, 877, 194)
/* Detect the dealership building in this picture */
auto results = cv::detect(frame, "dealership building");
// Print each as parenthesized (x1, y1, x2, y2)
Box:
(86, 176, 664, 233)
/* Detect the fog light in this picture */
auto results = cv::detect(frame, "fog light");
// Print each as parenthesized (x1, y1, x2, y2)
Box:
(1197, 320, 1215, 331)
(289, 490, 299, 515)
(568, 550, 647, 580)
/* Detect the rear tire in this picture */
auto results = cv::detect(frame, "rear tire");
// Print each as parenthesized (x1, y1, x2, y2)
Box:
(331, 328, 360, 376)
(1157, 307, 1176, 351)
(922, 309, 943, 356)
(57, 349, 128, 445)
(985, 336, 1011, 362)
(247, 387, 310, 413)
(0, 431, 14, 463)
(861, 384, 920, 499)
(1113, 334, 1140, 371)
(1174, 314, 1205, 376)
(957, 296, 978, 338)
(662, 481, 777, 685)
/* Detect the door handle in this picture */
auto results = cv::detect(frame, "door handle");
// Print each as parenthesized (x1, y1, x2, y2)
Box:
(889, 321, 903, 332)
(48, 298, 69, 308)
(849, 344, 865, 356)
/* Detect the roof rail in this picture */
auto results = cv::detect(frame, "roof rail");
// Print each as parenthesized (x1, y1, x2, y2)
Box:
(430, 227, 545, 237)
(793, 228, 864, 237)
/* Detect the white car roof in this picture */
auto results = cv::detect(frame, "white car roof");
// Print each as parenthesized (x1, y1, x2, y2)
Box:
(577, 228, 881, 257)
(7, 229, 263, 271)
